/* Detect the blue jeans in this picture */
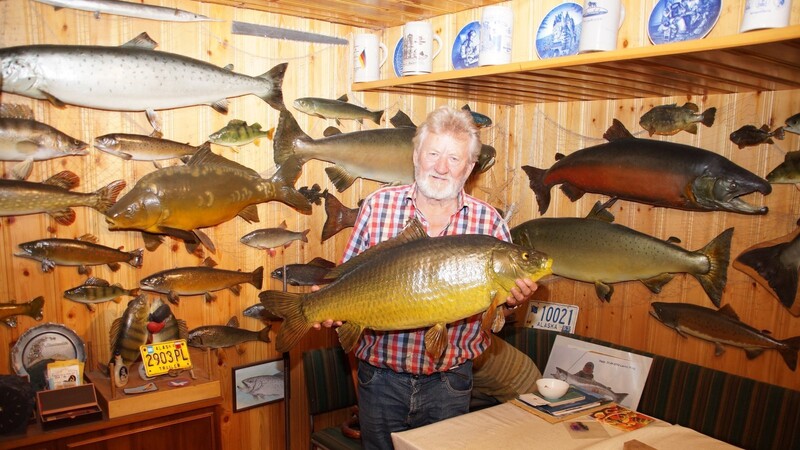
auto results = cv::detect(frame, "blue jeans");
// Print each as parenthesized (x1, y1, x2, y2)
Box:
(356, 360, 473, 450)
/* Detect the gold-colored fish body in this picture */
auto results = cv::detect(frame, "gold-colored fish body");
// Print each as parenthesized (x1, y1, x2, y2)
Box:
(209, 119, 270, 147)
(0, 296, 44, 327)
(261, 221, 552, 355)
(16, 235, 144, 273)
(639, 102, 716, 136)
(109, 294, 150, 367)
(0, 171, 126, 225)
(140, 266, 264, 303)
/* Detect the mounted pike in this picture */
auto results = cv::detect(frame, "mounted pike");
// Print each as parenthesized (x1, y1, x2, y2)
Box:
(650, 302, 800, 371)
(104, 146, 311, 253)
(511, 201, 733, 306)
(0, 171, 125, 225)
(0, 103, 88, 180)
(0, 32, 286, 129)
(139, 258, 264, 304)
(32, 0, 222, 22)
(523, 119, 771, 215)
(15, 234, 144, 274)
(261, 219, 552, 357)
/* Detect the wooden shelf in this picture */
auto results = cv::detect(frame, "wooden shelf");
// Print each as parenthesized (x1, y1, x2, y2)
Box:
(353, 26, 800, 105)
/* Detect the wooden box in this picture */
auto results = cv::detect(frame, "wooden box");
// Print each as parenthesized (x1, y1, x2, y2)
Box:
(36, 383, 103, 429)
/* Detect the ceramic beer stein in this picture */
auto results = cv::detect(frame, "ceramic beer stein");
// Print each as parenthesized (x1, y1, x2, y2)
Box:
(401, 21, 443, 76)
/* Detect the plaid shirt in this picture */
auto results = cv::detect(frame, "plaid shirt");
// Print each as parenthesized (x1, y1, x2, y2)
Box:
(341, 183, 511, 375)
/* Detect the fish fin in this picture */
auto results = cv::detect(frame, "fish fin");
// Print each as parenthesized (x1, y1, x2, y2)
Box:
(237, 205, 260, 223)
(168, 291, 180, 305)
(0, 103, 35, 119)
(594, 282, 614, 302)
(603, 119, 635, 141)
(641, 273, 674, 293)
(122, 32, 158, 50)
(250, 266, 264, 289)
(683, 102, 699, 112)
(389, 110, 416, 128)
(204, 292, 217, 302)
(86, 304, 96, 313)
(585, 200, 615, 222)
(4, 317, 17, 327)
(229, 285, 241, 296)
(201, 257, 218, 268)
(77, 234, 98, 243)
(42, 91, 67, 108)
(701, 107, 716, 127)
(44, 170, 80, 190)
(323, 126, 342, 137)
(107, 262, 121, 272)
(712, 342, 726, 356)
(11, 158, 34, 180)
(760, 124, 770, 132)
(337, 323, 363, 353)
(141, 232, 164, 251)
(521, 165, 551, 215)
(78, 265, 90, 276)
(50, 208, 76, 226)
(744, 347, 763, 359)
(256, 62, 287, 111)
(424, 323, 448, 359)
(308, 257, 336, 268)
(146, 109, 162, 133)
(258, 290, 310, 352)
(322, 192, 354, 242)
(211, 99, 229, 114)
(774, 127, 785, 140)
(128, 248, 144, 268)
(273, 109, 311, 165)
(717, 303, 740, 321)
(734, 237, 799, 311)
(300, 228, 310, 243)
(694, 227, 733, 307)
(338, 119, 345, 127)
(92, 179, 127, 213)
(258, 325, 272, 343)
(267, 248, 276, 257)
(766, 138, 774, 145)
(337, 94, 348, 102)
(193, 229, 216, 254)
(559, 183, 585, 202)
(113, 297, 123, 304)
(325, 218, 427, 280)
(268, 158, 313, 215)
(491, 307, 506, 333)
(687, 123, 698, 134)
(325, 166, 358, 192)
(666, 236, 681, 244)
(223, 64, 234, 71)
(481, 290, 502, 331)
(372, 110, 384, 125)
(226, 316, 239, 327)
(778, 337, 800, 370)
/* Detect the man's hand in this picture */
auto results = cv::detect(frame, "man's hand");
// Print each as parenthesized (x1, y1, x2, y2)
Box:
(309, 284, 343, 329)
(506, 278, 538, 309)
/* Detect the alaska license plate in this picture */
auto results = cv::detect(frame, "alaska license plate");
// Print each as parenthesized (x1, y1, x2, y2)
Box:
(139, 339, 192, 377)
(524, 301, 579, 333)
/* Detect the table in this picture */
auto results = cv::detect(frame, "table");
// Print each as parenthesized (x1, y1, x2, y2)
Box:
(391, 402, 740, 450)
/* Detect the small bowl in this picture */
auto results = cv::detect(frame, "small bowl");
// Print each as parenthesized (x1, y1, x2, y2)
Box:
(536, 378, 569, 400)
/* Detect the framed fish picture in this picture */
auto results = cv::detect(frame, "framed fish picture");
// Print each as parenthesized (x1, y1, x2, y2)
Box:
(232, 354, 288, 413)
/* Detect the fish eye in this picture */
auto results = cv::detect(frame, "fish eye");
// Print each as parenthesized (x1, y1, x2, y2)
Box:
(522, 252, 529, 260)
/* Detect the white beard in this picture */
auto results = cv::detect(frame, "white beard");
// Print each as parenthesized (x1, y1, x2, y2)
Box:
(415, 166, 464, 201)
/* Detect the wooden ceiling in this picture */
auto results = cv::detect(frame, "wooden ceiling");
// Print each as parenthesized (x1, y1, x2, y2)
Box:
(200, 0, 504, 29)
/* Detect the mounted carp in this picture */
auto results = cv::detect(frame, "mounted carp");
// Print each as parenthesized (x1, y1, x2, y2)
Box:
(64, 277, 140, 311)
(140, 260, 264, 304)
(187, 316, 271, 349)
(523, 119, 771, 215)
(16, 234, 144, 274)
(104, 147, 311, 252)
(650, 302, 800, 371)
(0, 171, 125, 225)
(0, 296, 44, 327)
(0, 32, 286, 129)
(511, 201, 733, 306)
(734, 228, 800, 317)
(261, 219, 552, 357)
(94, 132, 207, 168)
(0, 103, 88, 179)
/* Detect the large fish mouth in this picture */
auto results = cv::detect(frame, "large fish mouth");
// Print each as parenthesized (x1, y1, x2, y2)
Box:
(694, 174, 772, 214)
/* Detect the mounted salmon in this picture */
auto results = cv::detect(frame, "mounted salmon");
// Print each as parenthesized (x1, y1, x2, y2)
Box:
(522, 119, 771, 215)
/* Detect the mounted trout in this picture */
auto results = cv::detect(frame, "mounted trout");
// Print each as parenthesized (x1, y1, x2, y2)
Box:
(16, 234, 144, 274)
(104, 146, 311, 252)
(260, 219, 552, 357)
(511, 201, 733, 306)
(522, 119, 771, 215)
(139, 259, 264, 304)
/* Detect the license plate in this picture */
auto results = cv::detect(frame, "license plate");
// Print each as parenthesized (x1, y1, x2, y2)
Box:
(139, 339, 193, 377)
(524, 301, 579, 333)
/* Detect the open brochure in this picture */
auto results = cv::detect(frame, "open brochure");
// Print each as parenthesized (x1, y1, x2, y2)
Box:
(590, 404, 655, 431)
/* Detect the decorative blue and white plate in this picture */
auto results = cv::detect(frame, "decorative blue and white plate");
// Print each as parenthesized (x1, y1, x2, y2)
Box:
(452, 21, 480, 69)
(393, 37, 403, 77)
(647, 0, 721, 45)
(536, 2, 583, 59)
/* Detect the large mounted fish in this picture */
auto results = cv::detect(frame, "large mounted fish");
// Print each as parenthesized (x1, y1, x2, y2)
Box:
(511, 201, 733, 306)
(260, 219, 552, 357)
(94, 132, 207, 168)
(139, 260, 264, 304)
(650, 302, 800, 371)
(104, 146, 311, 253)
(734, 228, 800, 316)
(293, 95, 384, 126)
(16, 234, 144, 274)
(522, 119, 771, 215)
(0, 33, 287, 128)
(0, 296, 44, 327)
(32, 0, 222, 22)
(0, 103, 88, 180)
(0, 170, 125, 225)
(187, 316, 271, 350)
